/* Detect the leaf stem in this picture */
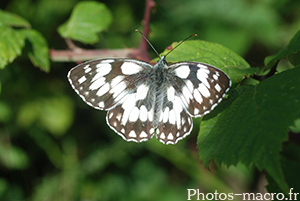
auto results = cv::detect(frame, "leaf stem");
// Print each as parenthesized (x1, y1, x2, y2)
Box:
(252, 62, 278, 81)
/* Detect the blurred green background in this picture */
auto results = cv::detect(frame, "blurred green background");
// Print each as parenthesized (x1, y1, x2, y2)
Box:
(0, 0, 300, 200)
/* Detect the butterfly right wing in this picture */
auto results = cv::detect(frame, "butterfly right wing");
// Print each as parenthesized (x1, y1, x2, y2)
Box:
(67, 58, 153, 110)
(169, 62, 231, 117)
(154, 62, 231, 144)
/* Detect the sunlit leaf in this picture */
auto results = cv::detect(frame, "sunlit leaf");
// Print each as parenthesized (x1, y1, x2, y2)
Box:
(40, 96, 74, 136)
(0, 11, 49, 71)
(17, 96, 74, 136)
(22, 29, 50, 72)
(0, 9, 30, 27)
(58, 1, 112, 44)
(0, 25, 25, 68)
(290, 119, 300, 133)
(0, 142, 29, 170)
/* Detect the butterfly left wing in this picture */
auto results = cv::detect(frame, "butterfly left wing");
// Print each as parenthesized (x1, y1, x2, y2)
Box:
(68, 58, 159, 143)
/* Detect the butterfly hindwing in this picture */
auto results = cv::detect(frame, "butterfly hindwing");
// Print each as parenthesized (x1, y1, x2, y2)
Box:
(106, 83, 157, 142)
(155, 84, 193, 144)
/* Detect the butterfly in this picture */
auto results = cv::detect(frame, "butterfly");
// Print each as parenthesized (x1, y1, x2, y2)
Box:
(68, 33, 231, 145)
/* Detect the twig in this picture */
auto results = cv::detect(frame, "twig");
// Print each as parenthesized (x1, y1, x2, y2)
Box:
(252, 61, 278, 81)
(65, 38, 82, 52)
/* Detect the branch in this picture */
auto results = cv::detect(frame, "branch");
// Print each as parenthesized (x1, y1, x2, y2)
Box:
(50, 48, 139, 62)
(140, 0, 156, 54)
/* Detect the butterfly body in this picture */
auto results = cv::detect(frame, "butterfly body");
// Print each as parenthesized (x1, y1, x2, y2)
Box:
(68, 56, 231, 144)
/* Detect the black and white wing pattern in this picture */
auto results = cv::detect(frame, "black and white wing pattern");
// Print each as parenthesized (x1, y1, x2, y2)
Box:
(68, 59, 152, 110)
(152, 61, 231, 144)
(68, 58, 157, 142)
(169, 62, 231, 117)
(68, 57, 231, 144)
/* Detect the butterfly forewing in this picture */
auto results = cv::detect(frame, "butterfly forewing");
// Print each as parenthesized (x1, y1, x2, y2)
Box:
(170, 62, 231, 117)
(68, 58, 153, 110)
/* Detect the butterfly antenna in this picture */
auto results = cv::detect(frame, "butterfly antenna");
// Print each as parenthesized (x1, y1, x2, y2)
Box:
(164, 34, 197, 58)
(135, 29, 160, 58)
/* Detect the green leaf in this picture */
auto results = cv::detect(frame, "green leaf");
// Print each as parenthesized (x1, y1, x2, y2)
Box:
(265, 29, 300, 70)
(58, 1, 112, 44)
(0, 25, 26, 68)
(288, 53, 300, 67)
(279, 144, 300, 192)
(22, 29, 50, 72)
(0, 141, 29, 170)
(159, 40, 257, 85)
(290, 118, 300, 133)
(17, 96, 74, 136)
(0, 101, 12, 123)
(0, 10, 49, 71)
(0, 9, 30, 27)
(267, 143, 300, 193)
(197, 66, 300, 192)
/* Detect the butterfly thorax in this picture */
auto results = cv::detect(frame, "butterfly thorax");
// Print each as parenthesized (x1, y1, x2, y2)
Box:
(154, 56, 168, 69)
(153, 56, 171, 84)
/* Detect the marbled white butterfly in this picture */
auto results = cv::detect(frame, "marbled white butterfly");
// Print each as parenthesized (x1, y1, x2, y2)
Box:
(68, 33, 231, 144)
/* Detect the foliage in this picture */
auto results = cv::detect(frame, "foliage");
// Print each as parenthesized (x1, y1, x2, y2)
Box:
(265, 29, 300, 70)
(198, 66, 300, 191)
(58, 1, 112, 44)
(0, 0, 300, 200)
(0, 10, 49, 71)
